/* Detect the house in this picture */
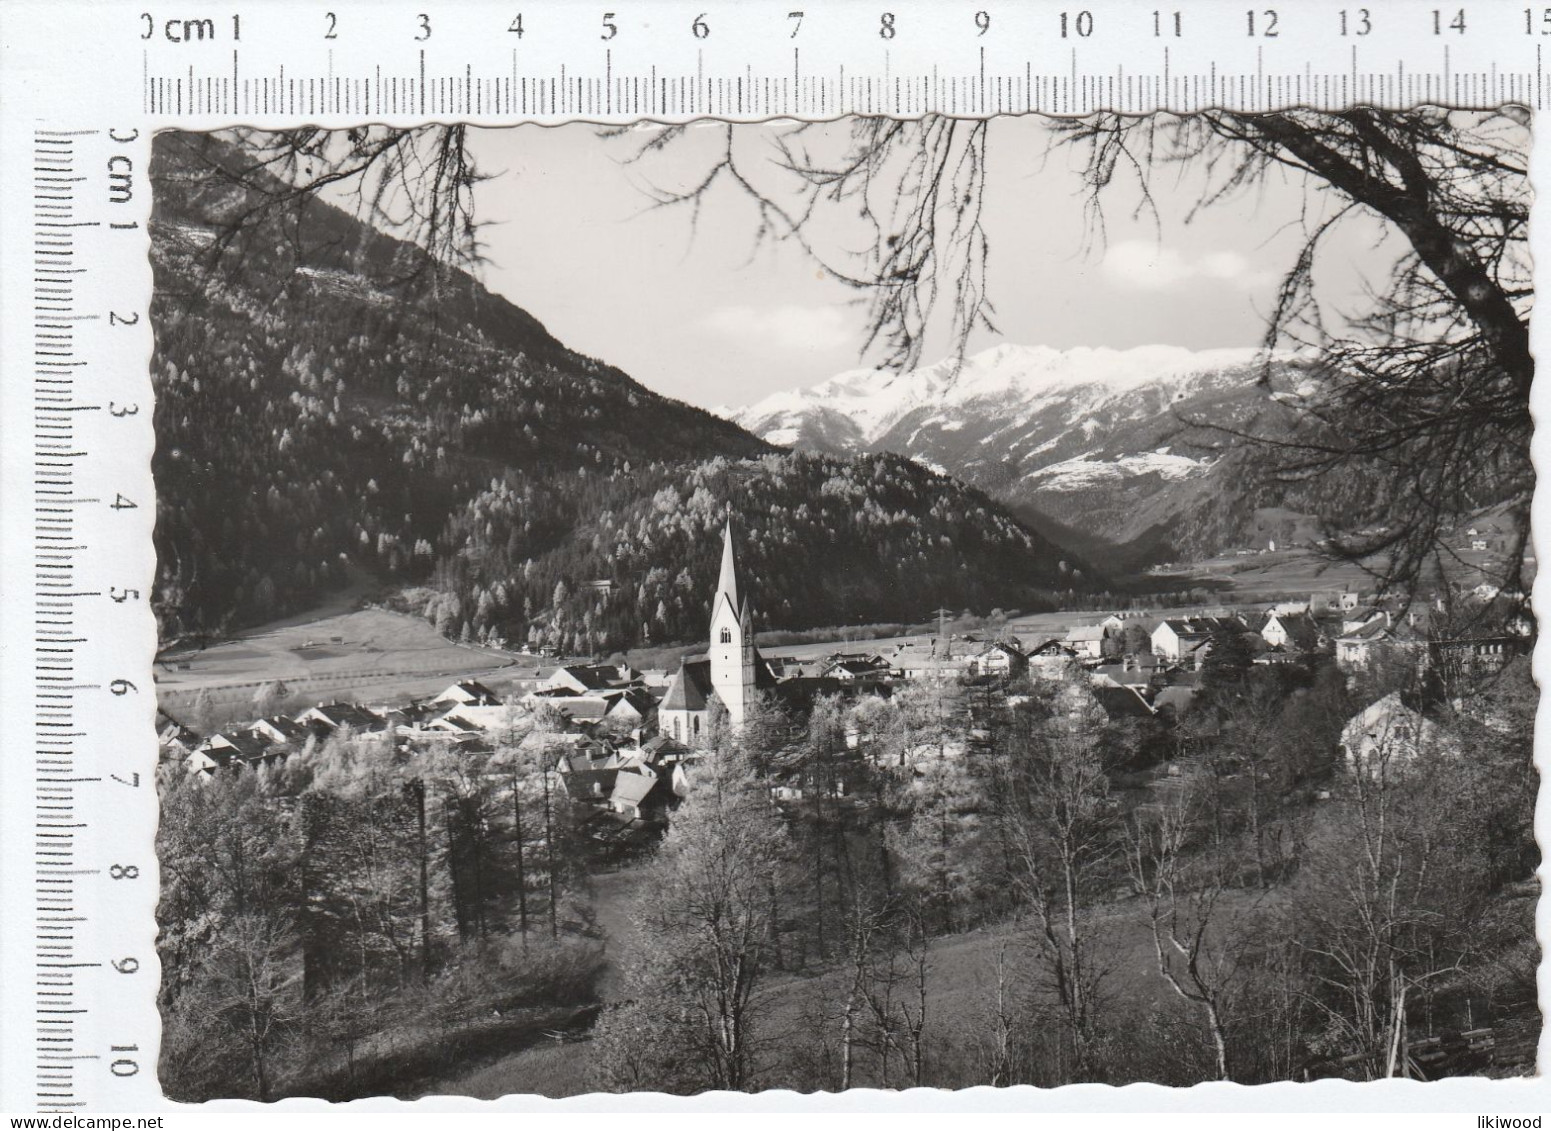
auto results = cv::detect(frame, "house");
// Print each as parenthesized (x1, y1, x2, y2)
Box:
(637, 734, 690, 766)
(610, 765, 674, 820)
(187, 730, 278, 775)
(1340, 606, 1392, 634)
(822, 656, 889, 686)
(892, 645, 972, 681)
(248, 715, 308, 746)
(1260, 611, 1322, 653)
(1151, 619, 1204, 662)
(1334, 616, 1429, 673)
(296, 702, 386, 734)
(1093, 648, 1161, 687)
(548, 696, 615, 724)
(541, 662, 640, 695)
(158, 718, 201, 758)
(763, 656, 816, 681)
(604, 689, 656, 728)
(431, 702, 524, 733)
(1092, 684, 1156, 722)
(1151, 616, 1245, 662)
(1340, 691, 1456, 772)
(967, 640, 1027, 679)
(432, 679, 502, 707)
(561, 766, 620, 805)
(1064, 624, 1108, 660)
(1025, 639, 1079, 680)
(1428, 636, 1528, 685)
(184, 745, 239, 778)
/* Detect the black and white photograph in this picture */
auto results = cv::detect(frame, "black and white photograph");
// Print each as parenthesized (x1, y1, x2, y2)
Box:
(146, 110, 1537, 1101)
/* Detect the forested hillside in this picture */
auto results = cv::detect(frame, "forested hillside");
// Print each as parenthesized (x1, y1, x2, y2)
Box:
(429, 451, 1088, 654)
(151, 132, 1089, 648)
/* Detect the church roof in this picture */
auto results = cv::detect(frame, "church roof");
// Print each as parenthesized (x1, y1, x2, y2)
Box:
(717, 519, 739, 610)
(661, 659, 713, 712)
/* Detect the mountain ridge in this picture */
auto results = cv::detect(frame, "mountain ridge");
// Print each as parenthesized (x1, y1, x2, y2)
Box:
(721, 342, 1326, 564)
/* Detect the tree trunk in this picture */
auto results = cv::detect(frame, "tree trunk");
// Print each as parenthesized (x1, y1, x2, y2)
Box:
(511, 771, 529, 944)
(413, 780, 432, 982)
(542, 765, 558, 939)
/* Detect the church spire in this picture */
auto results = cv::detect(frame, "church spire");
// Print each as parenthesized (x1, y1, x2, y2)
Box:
(717, 518, 739, 612)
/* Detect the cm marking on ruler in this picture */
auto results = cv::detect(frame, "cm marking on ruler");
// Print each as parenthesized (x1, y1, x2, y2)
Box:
(134, 2, 1546, 119)
(22, 122, 158, 1114)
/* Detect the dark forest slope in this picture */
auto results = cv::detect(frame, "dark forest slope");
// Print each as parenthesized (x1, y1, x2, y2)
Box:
(151, 132, 1093, 650)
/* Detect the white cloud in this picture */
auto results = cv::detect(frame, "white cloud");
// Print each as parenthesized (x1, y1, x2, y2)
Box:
(698, 303, 855, 352)
(1100, 240, 1275, 292)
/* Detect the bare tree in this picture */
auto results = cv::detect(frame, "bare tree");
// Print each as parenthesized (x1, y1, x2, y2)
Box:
(158, 126, 488, 279)
(594, 761, 787, 1092)
(626, 109, 1531, 604)
(1126, 787, 1238, 1080)
(990, 677, 1118, 1075)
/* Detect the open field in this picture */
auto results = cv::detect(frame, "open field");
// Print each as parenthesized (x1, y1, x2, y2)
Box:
(429, 883, 1258, 1099)
(155, 605, 538, 718)
(1167, 547, 1380, 599)
(1169, 542, 1528, 603)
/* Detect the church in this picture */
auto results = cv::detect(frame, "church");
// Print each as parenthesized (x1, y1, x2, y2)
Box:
(658, 521, 777, 743)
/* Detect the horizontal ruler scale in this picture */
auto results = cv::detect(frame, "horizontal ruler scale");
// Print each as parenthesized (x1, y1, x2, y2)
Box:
(136, 1, 1544, 119)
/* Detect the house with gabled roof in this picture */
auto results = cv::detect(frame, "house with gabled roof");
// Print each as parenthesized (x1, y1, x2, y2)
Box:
(561, 766, 620, 805)
(249, 715, 308, 746)
(1260, 610, 1323, 653)
(296, 701, 386, 734)
(1335, 614, 1427, 672)
(822, 655, 890, 685)
(968, 640, 1027, 679)
(542, 662, 641, 696)
(185, 744, 240, 778)
(187, 730, 279, 776)
(1026, 639, 1079, 681)
(610, 765, 674, 820)
(1151, 615, 1246, 662)
(1064, 624, 1108, 660)
(1340, 690, 1458, 772)
(432, 679, 502, 707)
(158, 717, 201, 759)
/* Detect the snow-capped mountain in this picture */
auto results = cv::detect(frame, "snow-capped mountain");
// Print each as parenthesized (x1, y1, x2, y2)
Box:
(721, 343, 1323, 563)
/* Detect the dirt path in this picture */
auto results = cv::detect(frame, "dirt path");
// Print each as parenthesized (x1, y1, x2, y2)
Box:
(427, 864, 644, 1099)
(588, 867, 641, 1001)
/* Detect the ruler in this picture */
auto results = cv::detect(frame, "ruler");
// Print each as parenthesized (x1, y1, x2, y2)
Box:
(128, 0, 1546, 121)
(0, 0, 1539, 1115)
(4, 124, 159, 1113)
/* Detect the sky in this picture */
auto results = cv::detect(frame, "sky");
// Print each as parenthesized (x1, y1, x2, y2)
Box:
(462, 118, 1386, 410)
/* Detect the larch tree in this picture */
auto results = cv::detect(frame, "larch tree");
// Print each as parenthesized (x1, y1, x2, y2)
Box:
(592, 759, 787, 1093)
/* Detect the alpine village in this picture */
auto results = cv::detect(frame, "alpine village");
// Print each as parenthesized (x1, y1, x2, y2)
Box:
(149, 130, 1539, 1100)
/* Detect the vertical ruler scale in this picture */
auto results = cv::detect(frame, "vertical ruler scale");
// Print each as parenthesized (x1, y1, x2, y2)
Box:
(24, 124, 159, 1114)
(33, 127, 102, 1114)
(32, 128, 90, 1115)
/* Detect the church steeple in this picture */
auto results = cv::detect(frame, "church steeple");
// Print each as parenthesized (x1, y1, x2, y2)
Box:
(708, 519, 756, 730)
(716, 518, 739, 616)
